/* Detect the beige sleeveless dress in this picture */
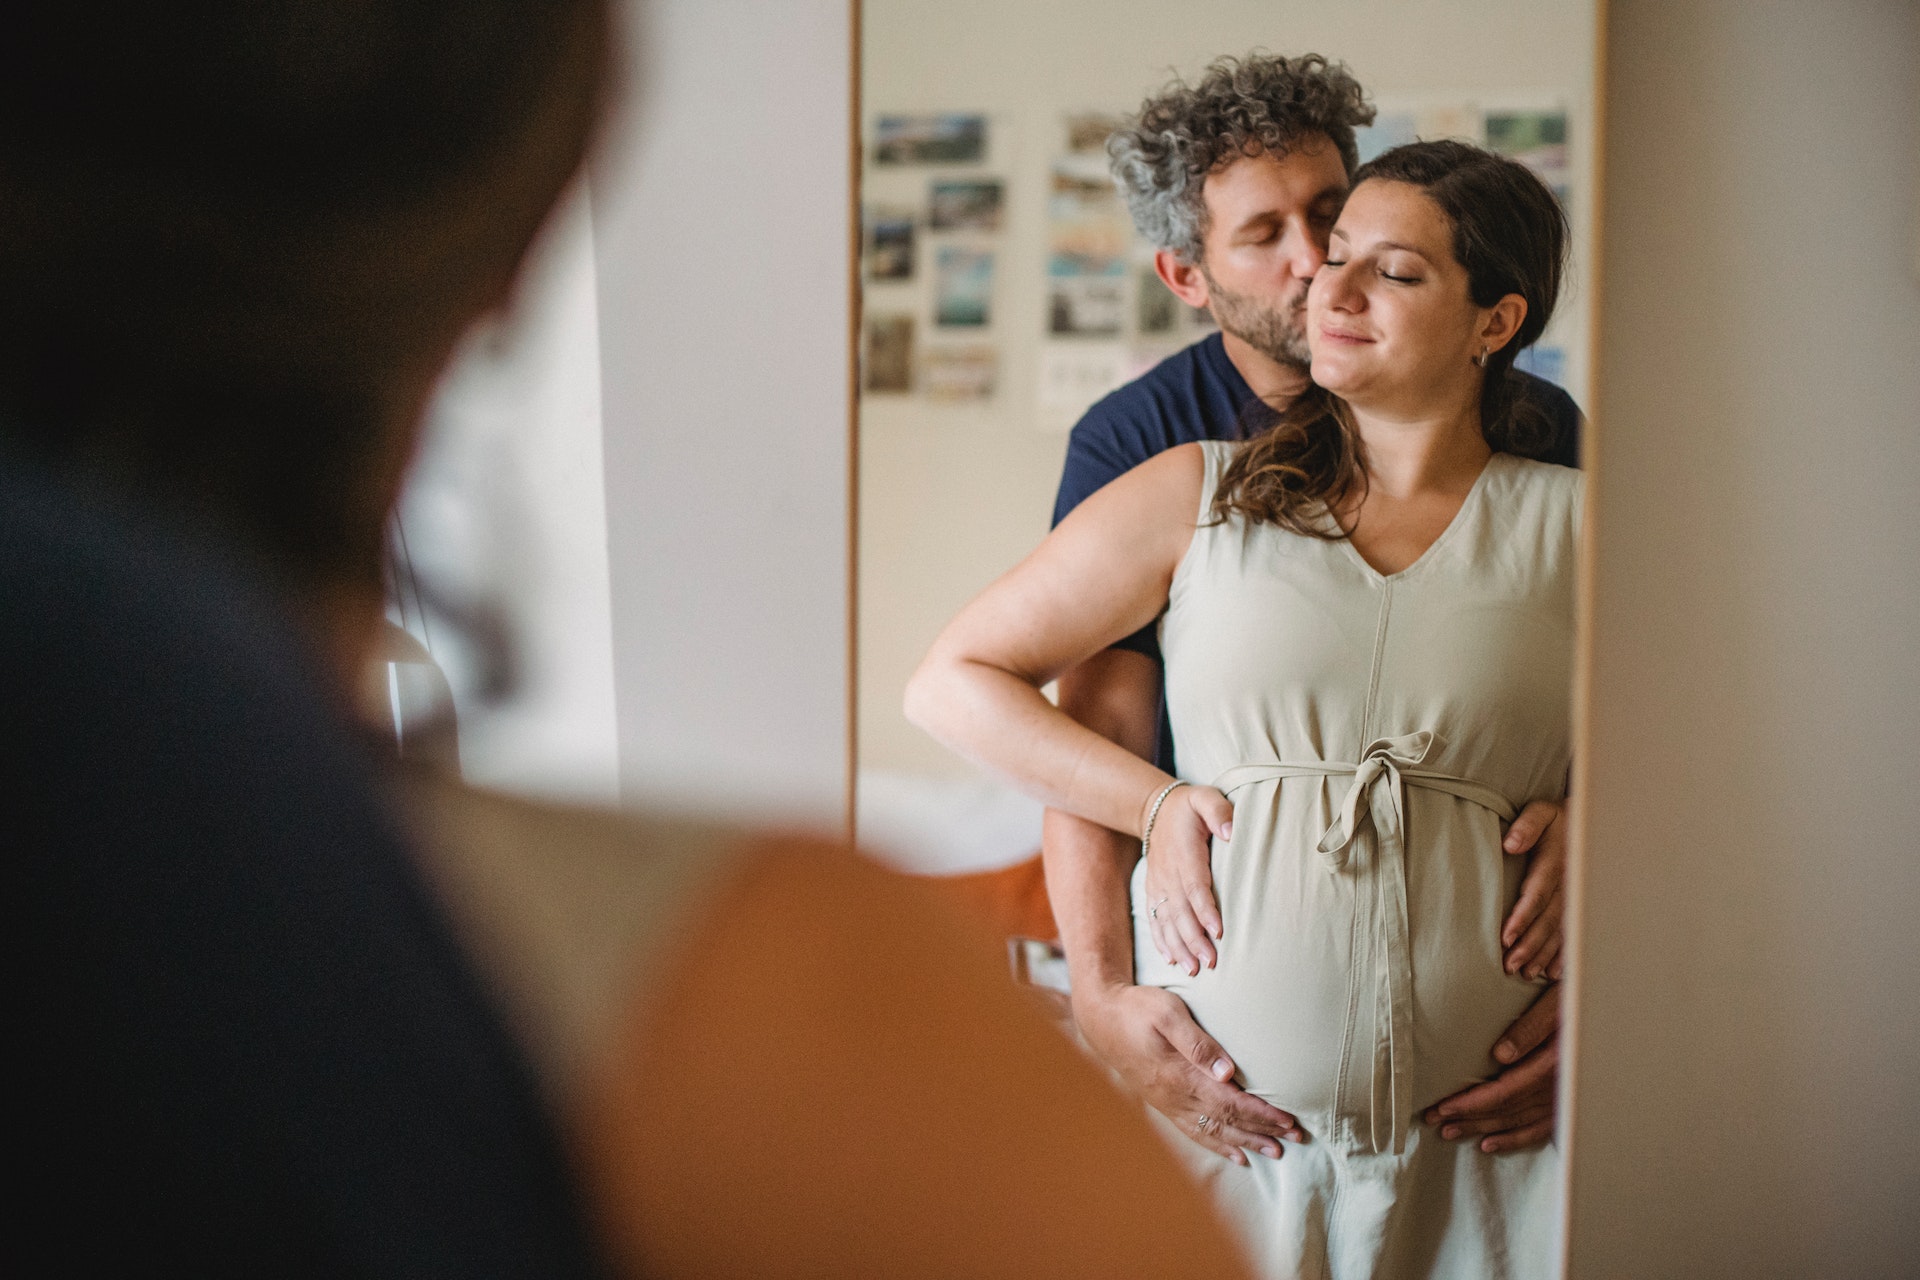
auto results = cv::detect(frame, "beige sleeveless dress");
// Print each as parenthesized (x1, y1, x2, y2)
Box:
(1134, 442, 1579, 1280)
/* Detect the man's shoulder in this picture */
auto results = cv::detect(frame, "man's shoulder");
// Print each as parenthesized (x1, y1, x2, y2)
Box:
(1054, 336, 1246, 526)
(1514, 368, 1580, 419)
(1079, 335, 1239, 434)
(1511, 369, 1584, 469)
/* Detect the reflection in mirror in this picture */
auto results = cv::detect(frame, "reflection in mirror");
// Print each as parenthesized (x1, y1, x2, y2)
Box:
(859, 3, 1596, 1276)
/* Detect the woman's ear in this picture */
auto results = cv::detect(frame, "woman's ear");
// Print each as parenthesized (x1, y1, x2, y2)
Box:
(1479, 294, 1530, 356)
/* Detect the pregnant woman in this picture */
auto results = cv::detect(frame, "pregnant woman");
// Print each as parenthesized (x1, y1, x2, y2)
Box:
(907, 139, 1577, 1279)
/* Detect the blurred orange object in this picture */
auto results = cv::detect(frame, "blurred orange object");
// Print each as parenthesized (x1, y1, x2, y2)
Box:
(912, 853, 1058, 943)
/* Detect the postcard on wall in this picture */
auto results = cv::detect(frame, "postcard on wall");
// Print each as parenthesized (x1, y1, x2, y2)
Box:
(1049, 275, 1124, 337)
(863, 206, 916, 281)
(1047, 155, 1131, 281)
(1037, 342, 1127, 420)
(929, 179, 1004, 232)
(1064, 112, 1124, 156)
(863, 314, 914, 393)
(1485, 109, 1571, 199)
(1354, 111, 1419, 164)
(934, 247, 994, 327)
(1048, 153, 1121, 223)
(922, 345, 997, 402)
(873, 113, 987, 165)
(1047, 219, 1130, 279)
(1137, 266, 1180, 336)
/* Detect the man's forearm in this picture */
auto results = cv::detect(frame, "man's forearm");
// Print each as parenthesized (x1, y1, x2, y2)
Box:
(1040, 649, 1163, 1004)
(1041, 808, 1140, 996)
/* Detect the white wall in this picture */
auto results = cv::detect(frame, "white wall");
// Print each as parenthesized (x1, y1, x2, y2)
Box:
(1566, 1, 1920, 1272)
(593, 0, 851, 824)
(401, 188, 622, 805)
(860, 0, 1599, 781)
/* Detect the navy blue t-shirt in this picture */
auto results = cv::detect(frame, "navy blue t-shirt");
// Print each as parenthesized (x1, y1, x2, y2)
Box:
(1050, 331, 1583, 770)
(7, 450, 608, 1278)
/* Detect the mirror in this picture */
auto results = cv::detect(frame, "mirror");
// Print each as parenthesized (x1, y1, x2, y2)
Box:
(855, 2, 1598, 1274)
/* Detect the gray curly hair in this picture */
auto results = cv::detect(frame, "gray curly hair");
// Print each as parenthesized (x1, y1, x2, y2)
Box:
(1109, 53, 1374, 263)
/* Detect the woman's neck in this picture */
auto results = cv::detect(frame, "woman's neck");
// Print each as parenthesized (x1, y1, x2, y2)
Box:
(1347, 391, 1491, 500)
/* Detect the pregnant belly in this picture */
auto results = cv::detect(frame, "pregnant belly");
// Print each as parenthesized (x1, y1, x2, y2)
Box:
(1129, 802, 1544, 1137)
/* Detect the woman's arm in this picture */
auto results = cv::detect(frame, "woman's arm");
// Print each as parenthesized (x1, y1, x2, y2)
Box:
(903, 444, 1205, 841)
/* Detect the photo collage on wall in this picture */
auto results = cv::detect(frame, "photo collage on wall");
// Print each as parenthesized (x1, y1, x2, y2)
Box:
(1037, 112, 1216, 430)
(862, 113, 1000, 402)
(1356, 101, 1575, 388)
(862, 101, 1576, 421)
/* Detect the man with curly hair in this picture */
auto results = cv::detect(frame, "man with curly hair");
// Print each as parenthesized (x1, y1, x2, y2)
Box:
(1043, 50, 1578, 1203)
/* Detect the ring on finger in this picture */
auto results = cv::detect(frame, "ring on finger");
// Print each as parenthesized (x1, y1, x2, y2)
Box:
(1195, 1113, 1214, 1134)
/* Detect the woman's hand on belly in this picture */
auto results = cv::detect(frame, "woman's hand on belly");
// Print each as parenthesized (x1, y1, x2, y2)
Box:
(1140, 784, 1236, 975)
(1073, 981, 1306, 1164)
(1500, 798, 1568, 981)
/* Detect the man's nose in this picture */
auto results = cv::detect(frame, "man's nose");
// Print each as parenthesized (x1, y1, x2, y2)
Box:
(1283, 223, 1327, 278)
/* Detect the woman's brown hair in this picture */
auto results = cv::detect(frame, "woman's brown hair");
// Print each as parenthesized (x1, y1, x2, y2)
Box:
(1211, 138, 1569, 534)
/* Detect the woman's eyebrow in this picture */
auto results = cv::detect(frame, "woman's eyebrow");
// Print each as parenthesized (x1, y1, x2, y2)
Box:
(1329, 231, 1434, 262)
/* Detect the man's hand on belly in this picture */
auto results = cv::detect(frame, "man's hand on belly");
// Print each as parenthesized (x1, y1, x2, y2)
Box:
(1423, 983, 1561, 1152)
(1075, 982, 1307, 1165)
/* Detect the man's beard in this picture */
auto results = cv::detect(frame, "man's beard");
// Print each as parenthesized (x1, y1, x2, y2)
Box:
(1200, 269, 1311, 371)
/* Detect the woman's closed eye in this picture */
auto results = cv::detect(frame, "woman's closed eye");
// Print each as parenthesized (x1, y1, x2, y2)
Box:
(1321, 258, 1418, 283)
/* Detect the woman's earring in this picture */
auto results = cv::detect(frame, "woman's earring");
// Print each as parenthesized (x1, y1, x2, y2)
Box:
(1473, 347, 1490, 368)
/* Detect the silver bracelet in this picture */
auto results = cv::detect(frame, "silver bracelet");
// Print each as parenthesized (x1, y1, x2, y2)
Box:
(1138, 779, 1187, 862)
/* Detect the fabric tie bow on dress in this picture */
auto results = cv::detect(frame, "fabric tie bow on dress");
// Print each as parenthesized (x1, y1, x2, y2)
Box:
(1214, 731, 1516, 1156)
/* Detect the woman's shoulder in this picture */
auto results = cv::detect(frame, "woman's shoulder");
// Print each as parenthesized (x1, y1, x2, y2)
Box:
(1137, 440, 1239, 513)
(1493, 452, 1584, 504)
(1487, 453, 1584, 544)
(1056, 439, 1212, 542)
(1129, 439, 1212, 488)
